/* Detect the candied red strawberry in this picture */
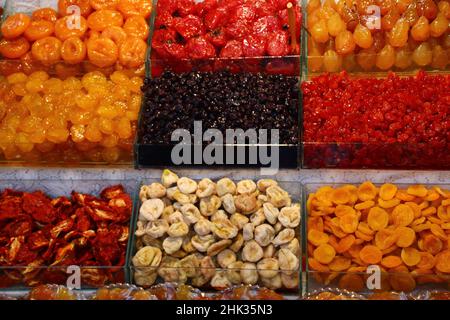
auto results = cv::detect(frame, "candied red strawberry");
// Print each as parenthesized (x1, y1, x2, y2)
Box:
(267, 30, 289, 56)
(155, 11, 175, 29)
(206, 28, 227, 47)
(228, 4, 257, 23)
(173, 0, 196, 17)
(157, 0, 178, 15)
(242, 34, 267, 57)
(186, 36, 216, 59)
(225, 19, 251, 40)
(220, 40, 243, 57)
(152, 29, 178, 58)
(205, 6, 229, 30)
(164, 42, 188, 59)
(253, 0, 274, 17)
(252, 16, 281, 36)
(195, 0, 218, 17)
(175, 14, 204, 39)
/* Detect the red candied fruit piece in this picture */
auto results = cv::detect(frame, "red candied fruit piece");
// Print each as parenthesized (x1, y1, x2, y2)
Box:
(228, 4, 257, 23)
(266, 30, 289, 56)
(242, 34, 267, 57)
(252, 16, 281, 37)
(220, 40, 243, 58)
(186, 36, 216, 59)
(205, 6, 229, 30)
(22, 192, 57, 224)
(174, 14, 204, 39)
(206, 28, 228, 47)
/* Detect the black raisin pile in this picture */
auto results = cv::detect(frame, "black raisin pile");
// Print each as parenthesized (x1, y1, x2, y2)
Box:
(139, 71, 300, 145)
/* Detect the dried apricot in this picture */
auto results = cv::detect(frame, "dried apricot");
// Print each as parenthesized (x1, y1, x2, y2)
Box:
(338, 273, 365, 291)
(389, 266, 416, 292)
(313, 243, 336, 264)
(357, 222, 375, 236)
(54, 16, 88, 41)
(422, 207, 436, 216)
(396, 190, 416, 201)
(355, 230, 374, 241)
(367, 207, 389, 231)
(438, 205, 450, 221)
(401, 247, 421, 266)
(381, 255, 403, 268)
(308, 216, 324, 232)
(123, 15, 148, 40)
(31, 37, 62, 65)
(360, 245, 383, 264)
(357, 181, 377, 201)
(335, 205, 356, 218)
(87, 9, 124, 32)
(337, 234, 356, 253)
(378, 198, 401, 209)
(308, 229, 329, 246)
(348, 244, 363, 258)
(24, 20, 55, 42)
(430, 224, 448, 241)
(379, 183, 398, 200)
(86, 37, 118, 67)
(308, 257, 330, 272)
(416, 252, 436, 270)
(101, 26, 127, 46)
(392, 204, 415, 226)
(0, 37, 30, 59)
(329, 256, 351, 272)
(118, 37, 146, 68)
(117, 0, 152, 18)
(58, 0, 93, 17)
(354, 200, 375, 210)
(61, 37, 87, 64)
(395, 226, 416, 248)
(32, 8, 58, 23)
(375, 229, 398, 250)
(1, 13, 31, 39)
(331, 187, 351, 205)
(435, 250, 450, 273)
(425, 190, 440, 201)
(405, 202, 421, 218)
(407, 185, 428, 197)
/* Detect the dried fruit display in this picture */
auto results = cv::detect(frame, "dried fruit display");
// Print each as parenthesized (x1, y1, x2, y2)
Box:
(214, 285, 285, 299)
(302, 71, 450, 169)
(0, 0, 150, 76)
(0, 185, 132, 287)
(93, 284, 156, 300)
(0, 70, 141, 163)
(307, 182, 450, 292)
(306, 0, 449, 73)
(305, 288, 365, 300)
(139, 71, 299, 146)
(28, 284, 80, 300)
(131, 170, 301, 291)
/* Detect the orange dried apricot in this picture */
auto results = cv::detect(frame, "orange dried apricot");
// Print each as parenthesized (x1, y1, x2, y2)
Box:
(24, 20, 55, 42)
(118, 37, 146, 68)
(425, 190, 440, 201)
(357, 222, 375, 236)
(378, 198, 401, 209)
(360, 245, 383, 264)
(308, 229, 329, 246)
(32, 8, 58, 23)
(355, 230, 374, 242)
(54, 16, 88, 41)
(117, 0, 152, 18)
(389, 266, 416, 292)
(90, 0, 119, 10)
(0, 37, 30, 59)
(354, 200, 375, 210)
(313, 243, 336, 264)
(381, 244, 398, 255)
(395, 190, 416, 201)
(401, 247, 421, 266)
(375, 229, 398, 250)
(430, 223, 448, 241)
(328, 234, 340, 251)
(357, 181, 377, 201)
(435, 250, 450, 273)
(339, 273, 365, 292)
(428, 217, 443, 225)
(337, 234, 356, 253)
(379, 183, 398, 200)
(367, 206, 389, 231)
(123, 15, 149, 40)
(58, 0, 93, 17)
(405, 202, 421, 218)
(87, 9, 124, 32)
(1, 13, 31, 39)
(335, 205, 356, 217)
(392, 204, 415, 227)
(395, 226, 416, 248)
(329, 256, 351, 271)
(61, 37, 87, 64)
(308, 257, 330, 272)
(31, 37, 62, 65)
(342, 185, 358, 203)
(407, 185, 428, 197)
(331, 187, 351, 205)
(438, 206, 450, 221)
(101, 26, 127, 46)
(308, 216, 324, 232)
(422, 207, 436, 216)
(86, 37, 118, 67)
(416, 252, 436, 270)
(381, 255, 403, 268)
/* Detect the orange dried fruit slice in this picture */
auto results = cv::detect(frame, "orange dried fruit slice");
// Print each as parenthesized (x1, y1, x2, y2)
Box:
(357, 222, 375, 235)
(313, 244, 336, 264)
(329, 256, 352, 272)
(101, 26, 127, 47)
(339, 273, 365, 292)
(342, 185, 358, 203)
(375, 229, 398, 250)
(425, 190, 440, 201)
(367, 206, 389, 231)
(396, 190, 416, 202)
(412, 216, 426, 226)
(418, 201, 430, 210)
(433, 187, 450, 198)
(381, 255, 402, 268)
(31, 36, 62, 65)
(316, 186, 334, 201)
(360, 245, 383, 264)
(335, 205, 356, 217)
(405, 202, 421, 218)
(117, 0, 152, 18)
(308, 216, 324, 232)
(422, 207, 437, 217)
(331, 187, 351, 205)
(355, 230, 373, 242)
(1, 13, 31, 39)
(0, 37, 30, 59)
(54, 16, 88, 41)
(354, 200, 375, 210)
(430, 224, 448, 241)
(428, 217, 443, 225)
(308, 229, 329, 246)
(442, 222, 450, 229)
(395, 226, 416, 248)
(379, 183, 398, 200)
(90, 0, 119, 10)
(357, 181, 377, 201)
(407, 185, 428, 198)
(339, 212, 359, 234)
(389, 266, 416, 292)
(123, 15, 149, 40)
(24, 20, 55, 42)
(443, 199, 450, 206)
(378, 198, 401, 209)
(412, 223, 431, 233)
(328, 234, 340, 252)
(401, 247, 421, 266)
(381, 244, 398, 255)
(328, 222, 348, 239)
(61, 36, 87, 64)
(417, 252, 436, 270)
(435, 250, 450, 273)
(348, 244, 363, 258)
(32, 8, 58, 23)
(337, 234, 355, 253)
(437, 206, 450, 221)
(308, 257, 330, 272)
(87, 9, 124, 32)
(392, 204, 415, 227)
(118, 36, 146, 68)
(86, 37, 118, 68)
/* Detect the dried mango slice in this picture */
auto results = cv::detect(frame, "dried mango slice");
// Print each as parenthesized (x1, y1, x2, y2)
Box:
(395, 227, 416, 248)
(367, 207, 389, 231)
(435, 250, 450, 273)
(375, 229, 398, 250)
(355, 200, 375, 210)
(405, 202, 421, 218)
(339, 213, 359, 234)
(422, 207, 436, 217)
(308, 229, 329, 246)
(329, 256, 351, 272)
(360, 245, 383, 264)
(407, 185, 428, 198)
(308, 216, 324, 232)
(392, 204, 415, 227)
(379, 183, 398, 201)
(355, 230, 373, 242)
(416, 252, 436, 270)
(308, 257, 330, 272)
(381, 255, 402, 268)
(331, 187, 351, 205)
(313, 244, 336, 264)
(430, 224, 448, 241)
(337, 235, 355, 254)
(401, 247, 421, 266)
(396, 190, 416, 202)
(357, 222, 375, 236)
(437, 206, 450, 221)
(389, 266, 416, 292)
(357, 181, 377, 201)
(339, 273, 365, 292)
(335, 205, 356, 218)
(378, 198, 401, 209)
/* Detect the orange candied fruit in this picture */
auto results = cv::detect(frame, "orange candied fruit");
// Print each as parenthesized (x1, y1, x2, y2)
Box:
(0, 37, 30, 59)
(86, 37, 119, 67)
(58, 0, 93, 17)
(24, 20, 55, 42)
(118, 36, 147, 68)
(32, 8, 58, 23)
(1, 13, 31, 39)
(54, 16, 88, 41)
(61, 37, 87, 64)
(31, 37, 62, 65)
(117, 0, 152, 18)
(87, 9, 124, 32)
